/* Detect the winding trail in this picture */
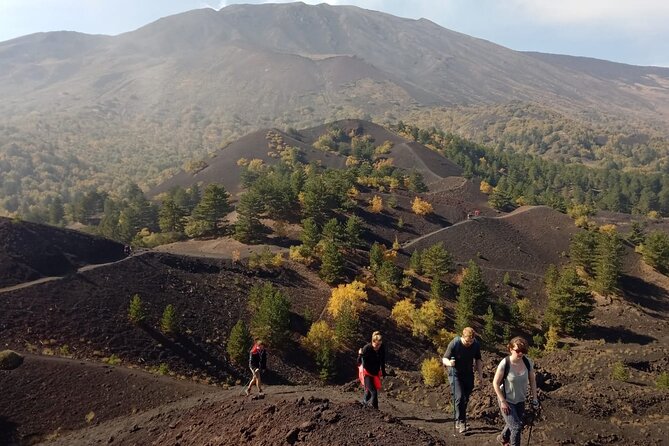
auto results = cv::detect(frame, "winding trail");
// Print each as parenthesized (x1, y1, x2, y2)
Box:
(0, 251, 148, 295)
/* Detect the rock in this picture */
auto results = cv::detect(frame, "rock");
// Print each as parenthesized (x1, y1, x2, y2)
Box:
(0, 350, 23, 370)
(298, 421, 316, 431)
(286, 427, 300, 444)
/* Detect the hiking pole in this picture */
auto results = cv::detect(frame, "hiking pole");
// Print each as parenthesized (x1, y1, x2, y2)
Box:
(450, 357, 456, 436)
(526, 403, 540, 446)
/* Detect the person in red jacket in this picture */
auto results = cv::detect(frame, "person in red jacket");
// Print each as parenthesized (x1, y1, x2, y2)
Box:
(357, 331, 386, 409)
(244, 339, 267, 396)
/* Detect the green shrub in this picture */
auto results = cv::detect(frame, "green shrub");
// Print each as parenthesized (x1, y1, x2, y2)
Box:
(160, 304, 179, 334)
(656, 371, 669, 390)
(227, 320, 252, 365)
(103, 354, 122, 365)
(611, 361, 629, 381)
(128, 294, 145, 324)
(421, 357, 445, 387)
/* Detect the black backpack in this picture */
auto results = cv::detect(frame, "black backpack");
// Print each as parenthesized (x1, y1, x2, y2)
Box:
(501, 355, 531, 397)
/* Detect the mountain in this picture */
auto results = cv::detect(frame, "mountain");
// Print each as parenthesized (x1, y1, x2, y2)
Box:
(1, 2, 669, 211)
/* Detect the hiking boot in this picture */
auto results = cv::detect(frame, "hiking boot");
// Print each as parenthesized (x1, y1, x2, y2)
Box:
(496, 434, 509, 445)
(458, 422, 467, 434)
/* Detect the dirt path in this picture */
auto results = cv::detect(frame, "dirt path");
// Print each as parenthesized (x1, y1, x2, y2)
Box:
(0, 251, 148, 295)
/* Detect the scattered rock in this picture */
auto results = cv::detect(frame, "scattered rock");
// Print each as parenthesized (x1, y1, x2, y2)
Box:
(0, 350, 23, 370)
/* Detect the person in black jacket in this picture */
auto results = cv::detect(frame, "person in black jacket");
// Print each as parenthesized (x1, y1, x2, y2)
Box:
(357, 331, 386, 409)
(245, 340, 267, 396)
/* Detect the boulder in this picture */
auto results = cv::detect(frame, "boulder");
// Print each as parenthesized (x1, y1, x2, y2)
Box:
(0, 350, 24, 370)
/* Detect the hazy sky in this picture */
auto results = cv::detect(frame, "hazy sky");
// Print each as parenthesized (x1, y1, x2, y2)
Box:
(1, 0, 667, 67)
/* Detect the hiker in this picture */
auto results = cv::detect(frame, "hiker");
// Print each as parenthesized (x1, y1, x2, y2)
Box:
(245, 339, 267, 396)
(357, 331, 386, 409)
(492, 336, 539, 446)
(442, 327, 483, 433)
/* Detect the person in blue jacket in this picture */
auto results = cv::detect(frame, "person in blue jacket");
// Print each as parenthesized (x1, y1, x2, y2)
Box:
(442, 327, 483, 433)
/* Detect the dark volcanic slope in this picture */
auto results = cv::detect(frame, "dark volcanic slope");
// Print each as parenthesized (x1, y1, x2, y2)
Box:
(403, 206, 579, 300)
(0, 252, 331, 385)
(0, 354, 214, 445)
(0, 217, 125, 288)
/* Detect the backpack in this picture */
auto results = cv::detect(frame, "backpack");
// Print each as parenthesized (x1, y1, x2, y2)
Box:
(501, 355, 531, 397)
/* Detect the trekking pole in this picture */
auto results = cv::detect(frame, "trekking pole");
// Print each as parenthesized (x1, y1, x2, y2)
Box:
(450, 357, 456, 436)
(526, 403, 540, 446)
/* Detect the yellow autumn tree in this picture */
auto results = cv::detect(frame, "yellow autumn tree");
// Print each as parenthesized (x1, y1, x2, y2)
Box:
(599, 224, 617, 235)
(480, 180, 493, 194)
(412, 300, 444, 338)
(369, 195, 383, 213)
(327, 281, 368, 318)
(391, 298, 416, 330)
(302, 320, 336, 354)
(412, 197, 434, 215)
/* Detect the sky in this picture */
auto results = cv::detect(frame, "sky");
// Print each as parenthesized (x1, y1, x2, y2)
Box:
(1, 0, 667, 67)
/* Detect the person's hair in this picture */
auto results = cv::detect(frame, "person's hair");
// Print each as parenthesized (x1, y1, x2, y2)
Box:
(508, 336, 528, 354)
(462, 327, 476, 339)
(256, 339, 264, 346)
(372, 331, 382, 343)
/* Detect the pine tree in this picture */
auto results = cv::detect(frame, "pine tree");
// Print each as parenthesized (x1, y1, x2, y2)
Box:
(369, 242, 384, 273)
(159, 198, 186, 233)
(227, 319, 252, 365)
(48, 197, 65, 225)
(234, 189, 265, 243)
(640, 231, 669, 273)
(334, 300, 359, 349)
(544, 264, 559, 295)
(300, 217, 320, 254)
(321, 218, 344, 245)
(344, 215, 364, 248)
(458, 260, 489, 316)
(430, 278, 445, 301)
(409, 249, 423, 275)
(128, 294, 145, 324)
(320, 240, 344, 284)
(570, 231, 597, 273)
(483, 305, 496, 347)
(627, 221, 645, 246)
(376, 259, 401, 294)
(421, 242, 452, 280)
(545, 267, 594, 336)
(160, 304, 179, 334)
(594, 231, 623, 295)
(250, 286, 291, 347)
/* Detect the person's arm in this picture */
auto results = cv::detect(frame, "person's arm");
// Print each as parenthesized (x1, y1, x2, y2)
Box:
(492, 361, 510, 415)
(357, 345, 366, 367)
(442, 340, 455, 367)
(529, 361, 538, 405)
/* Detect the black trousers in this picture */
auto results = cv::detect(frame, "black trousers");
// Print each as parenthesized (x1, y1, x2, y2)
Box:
(363, 375, 379, 409)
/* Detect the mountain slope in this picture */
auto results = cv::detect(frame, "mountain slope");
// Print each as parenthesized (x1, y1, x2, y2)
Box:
(1, 2, 669, 211)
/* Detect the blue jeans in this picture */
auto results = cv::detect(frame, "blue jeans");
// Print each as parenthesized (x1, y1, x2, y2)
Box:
(448, 372, 474, 423)
(500, 401, 525, 446)
(363, 375, 379, 409)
